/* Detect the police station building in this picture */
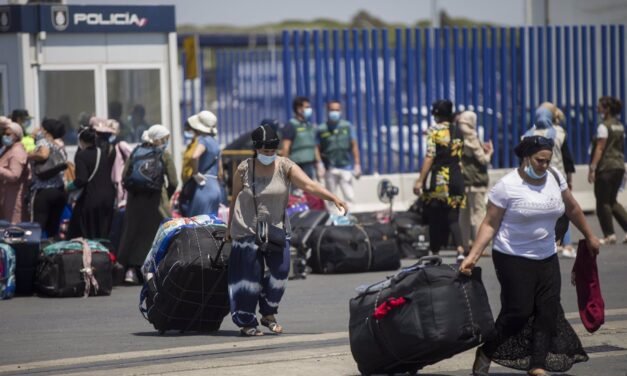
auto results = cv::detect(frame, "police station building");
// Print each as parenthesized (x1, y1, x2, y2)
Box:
(0, 4, 183, 165)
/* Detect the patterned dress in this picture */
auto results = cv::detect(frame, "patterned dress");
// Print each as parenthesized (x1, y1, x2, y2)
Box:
(422, 121, 466, 209)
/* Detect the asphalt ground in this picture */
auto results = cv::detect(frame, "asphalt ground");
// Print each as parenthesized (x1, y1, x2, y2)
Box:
(0, 215, 626, 375)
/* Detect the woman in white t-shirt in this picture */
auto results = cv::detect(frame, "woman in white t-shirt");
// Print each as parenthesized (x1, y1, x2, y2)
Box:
(459, 136, 601, 376)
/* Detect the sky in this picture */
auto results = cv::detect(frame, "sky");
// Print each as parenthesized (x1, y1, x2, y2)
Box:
(53, 0, 526, 27)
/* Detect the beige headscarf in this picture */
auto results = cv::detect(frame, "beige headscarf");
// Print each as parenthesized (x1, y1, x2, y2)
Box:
(5, 122, 24, 141)
(141, 124, 170, 144)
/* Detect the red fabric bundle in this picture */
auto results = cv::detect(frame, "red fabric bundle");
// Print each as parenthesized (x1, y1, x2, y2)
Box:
(373, 297, 407, 320)
(572, 239, 605, 333)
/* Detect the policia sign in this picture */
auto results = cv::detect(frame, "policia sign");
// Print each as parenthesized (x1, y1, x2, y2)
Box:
(0, 5, 175, 34)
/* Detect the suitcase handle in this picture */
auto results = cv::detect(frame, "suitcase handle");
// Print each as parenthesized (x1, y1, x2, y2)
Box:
(413, 255, 442, 267)
(2, 227, 32, 244)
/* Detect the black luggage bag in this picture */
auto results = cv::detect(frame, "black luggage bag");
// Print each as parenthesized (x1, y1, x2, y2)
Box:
(349, 256, 495, 375)
(36, 250, 113, 297)
(307, 225, 371, 274)
(363, 224, 401, 271)
(0, 222, 42, 295)
(289, 210, 329, 248)
(141, 225, 231, 333)
(393, 212, 430, 259)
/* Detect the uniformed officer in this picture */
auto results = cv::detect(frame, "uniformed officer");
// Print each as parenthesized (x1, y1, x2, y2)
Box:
(280, 96, 322, 180)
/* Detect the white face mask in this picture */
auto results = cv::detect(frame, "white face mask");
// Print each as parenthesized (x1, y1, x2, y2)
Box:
(257, 153, 277, 166)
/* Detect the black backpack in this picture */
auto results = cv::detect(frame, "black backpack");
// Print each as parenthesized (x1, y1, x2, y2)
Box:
(123, 146, 165, 193)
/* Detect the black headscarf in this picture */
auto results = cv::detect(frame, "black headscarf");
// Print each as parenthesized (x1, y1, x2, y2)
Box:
(514, 135, 554, 159)
(251, 124, 280, 150)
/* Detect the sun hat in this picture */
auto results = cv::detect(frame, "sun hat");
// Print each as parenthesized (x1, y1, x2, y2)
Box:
(187, 111, 217, 135)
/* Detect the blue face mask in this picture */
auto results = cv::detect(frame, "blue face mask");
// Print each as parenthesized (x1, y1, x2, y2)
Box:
(303, 107, 313, 120)
(184, 131, 195, 139)
(2, 135, 14, 147)
(328, 110, 341, 122)
(158, 142, 169, 151)
(525, 163, 547, 179)
(108, 135, 117, 143)
(257, 152, 277, 166)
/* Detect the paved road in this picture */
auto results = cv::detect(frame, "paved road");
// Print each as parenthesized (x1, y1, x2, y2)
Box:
(0, 216, 626, 375)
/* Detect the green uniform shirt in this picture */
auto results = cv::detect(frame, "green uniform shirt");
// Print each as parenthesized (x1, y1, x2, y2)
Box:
(317, 120, 353, 169)
(288, 118, 316, 164)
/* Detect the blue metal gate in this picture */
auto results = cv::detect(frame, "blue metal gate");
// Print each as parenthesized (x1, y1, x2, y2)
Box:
(207, 25, 626, 173)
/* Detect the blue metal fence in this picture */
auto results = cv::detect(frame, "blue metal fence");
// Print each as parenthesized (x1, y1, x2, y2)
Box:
(200, 25, 627, 173)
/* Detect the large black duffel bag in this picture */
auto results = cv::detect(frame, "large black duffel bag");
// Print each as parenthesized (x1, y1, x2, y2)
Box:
(307, 225, 371, 274)
(349, 256, 495, 375)
(392, 212, 430, 259)
(141, 225, 230, 334)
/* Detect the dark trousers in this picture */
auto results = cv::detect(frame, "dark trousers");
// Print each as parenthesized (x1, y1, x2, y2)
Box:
(483, 251, 561, 370)
(427, 204, 464, 254)
(228, 236, 290, 328)
(32, 187, 66, 238)
(594, 169, 627, 237)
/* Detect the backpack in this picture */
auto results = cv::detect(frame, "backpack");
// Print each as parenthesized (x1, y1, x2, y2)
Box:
(123, 146, 165, 193)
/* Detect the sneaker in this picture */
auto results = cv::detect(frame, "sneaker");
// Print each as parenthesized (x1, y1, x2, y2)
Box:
(561, 245, 576, 259)
(456, 254, 466, 262)
(600, 234, 617, 245)
(124, 268, 139, 284)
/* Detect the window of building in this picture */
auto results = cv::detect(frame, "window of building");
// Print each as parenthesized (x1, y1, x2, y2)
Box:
(106, 69, 161, 143)
(38, 70, 96, 145)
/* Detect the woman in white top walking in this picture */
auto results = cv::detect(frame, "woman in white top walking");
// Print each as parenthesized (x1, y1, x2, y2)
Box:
(460, 136, 600, 376)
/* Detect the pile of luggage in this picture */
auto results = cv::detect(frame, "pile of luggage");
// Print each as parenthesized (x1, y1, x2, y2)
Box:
(0, 221, 117, 299)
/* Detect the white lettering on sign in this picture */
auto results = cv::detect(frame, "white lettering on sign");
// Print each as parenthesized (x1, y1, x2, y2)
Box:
(73, 13, 148, 27)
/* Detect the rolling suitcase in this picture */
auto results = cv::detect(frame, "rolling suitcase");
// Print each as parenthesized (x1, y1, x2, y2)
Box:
(0, 222, 42, 295)
(0, 244, 16, 299)
(349, 256, 495, 375)
(363, 224, 401, 271)
(307, 225, 371, 274)
(140, 225, 231, 333)
(36, 239, 113, 297)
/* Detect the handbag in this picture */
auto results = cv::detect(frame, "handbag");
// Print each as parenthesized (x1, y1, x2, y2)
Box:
(33, 145, 68, 180)
(251, 159, 288, 253)
(68, 148, 101, 204)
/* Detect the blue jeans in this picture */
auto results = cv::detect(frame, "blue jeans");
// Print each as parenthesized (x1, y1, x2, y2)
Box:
(228, 236, 290, 328)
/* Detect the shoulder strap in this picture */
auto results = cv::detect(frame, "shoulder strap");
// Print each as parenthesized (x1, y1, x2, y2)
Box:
(547, 167, 562, 186)
(87, 148, 101, 183)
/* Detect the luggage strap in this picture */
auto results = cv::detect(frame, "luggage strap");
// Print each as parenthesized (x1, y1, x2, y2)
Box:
(73, 238, 99, 298)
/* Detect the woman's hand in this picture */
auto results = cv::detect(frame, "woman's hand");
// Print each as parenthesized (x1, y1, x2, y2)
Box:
(586, 235, 601, 255)
(587, 170, 596, 184)
(334, 199, 349, 215)
(458, 256, 477, 276)
(413, 180, 423, 196)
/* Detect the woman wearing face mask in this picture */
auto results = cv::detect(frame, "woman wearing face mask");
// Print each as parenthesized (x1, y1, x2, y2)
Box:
(67, 126, 116, 239)
(460, 136, 600, 376)
(28, 119, 67, 238)
(183, 111, 224, 216)
(0, 121, 29, 223)
(227, 124, 348, 337)
(117, 125, 178, 284)
(92, 117, 133, 250)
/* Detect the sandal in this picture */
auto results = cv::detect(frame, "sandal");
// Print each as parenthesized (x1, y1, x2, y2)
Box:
(240, 327, 264, 337)
(260, 316, 283, 334)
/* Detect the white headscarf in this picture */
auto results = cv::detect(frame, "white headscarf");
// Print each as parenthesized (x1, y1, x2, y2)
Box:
(141, 124, 170, 144)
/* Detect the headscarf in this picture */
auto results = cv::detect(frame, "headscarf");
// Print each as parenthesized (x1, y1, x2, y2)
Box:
(522, 106, 557, 140)
(141, 124, 170, 144)
(457, 111, 477, 130)
(251, 124, 280, 149)
(91, 116, 120, 135)
(6, 122, 24, 141)
(514, 135, 554, 159)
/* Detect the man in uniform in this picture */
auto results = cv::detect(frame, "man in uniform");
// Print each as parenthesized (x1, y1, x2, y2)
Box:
(317, 100, 361, 209)
(281, 96, 322, 179)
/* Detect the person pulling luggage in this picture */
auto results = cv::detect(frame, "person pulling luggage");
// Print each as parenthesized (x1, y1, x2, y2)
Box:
(459, 135, 601, 376)
(227, 123, 348, 337)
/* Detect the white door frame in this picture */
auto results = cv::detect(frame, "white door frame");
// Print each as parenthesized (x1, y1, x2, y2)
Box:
(0, 65, 8, 117)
